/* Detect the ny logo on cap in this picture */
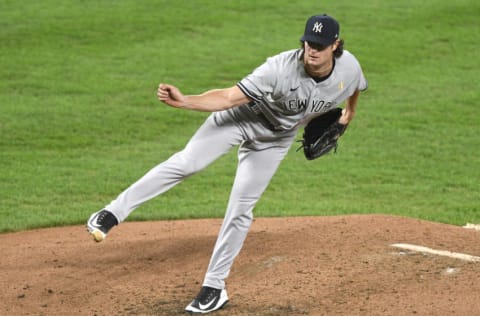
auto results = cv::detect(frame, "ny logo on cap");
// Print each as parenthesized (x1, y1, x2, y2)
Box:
(312, 22, 323, 33)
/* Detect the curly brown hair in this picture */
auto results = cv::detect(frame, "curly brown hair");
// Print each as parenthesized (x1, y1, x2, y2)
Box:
(333, 39, 344, 58)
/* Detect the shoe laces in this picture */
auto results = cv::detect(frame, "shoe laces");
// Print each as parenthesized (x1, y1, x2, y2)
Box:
(96, 210, 118, 229)
(96, 211, 108, 224)
(196, 286, 220, 304)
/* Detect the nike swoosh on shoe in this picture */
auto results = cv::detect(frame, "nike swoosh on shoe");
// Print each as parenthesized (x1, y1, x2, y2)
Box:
(198, 297, 217, 310)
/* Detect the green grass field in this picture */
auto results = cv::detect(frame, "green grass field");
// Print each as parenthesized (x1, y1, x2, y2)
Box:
(1, 0, 479, 233)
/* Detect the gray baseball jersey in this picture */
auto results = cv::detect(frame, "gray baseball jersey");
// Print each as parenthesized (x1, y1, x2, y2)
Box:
(237, 49, 368, 130)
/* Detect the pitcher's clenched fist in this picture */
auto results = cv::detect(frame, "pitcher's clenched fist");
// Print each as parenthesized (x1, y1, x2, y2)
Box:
(157, 83, 185, 108)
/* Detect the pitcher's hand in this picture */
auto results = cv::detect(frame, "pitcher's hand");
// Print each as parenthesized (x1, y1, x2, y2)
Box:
(157, 83, 185, 108)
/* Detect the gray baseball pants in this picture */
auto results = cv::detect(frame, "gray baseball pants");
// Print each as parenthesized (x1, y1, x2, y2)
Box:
(105, 107, 297, 290)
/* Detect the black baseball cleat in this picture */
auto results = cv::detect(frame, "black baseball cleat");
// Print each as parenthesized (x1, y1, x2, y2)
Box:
(185, 286, 229, 314)
(86, 209, 118, 242)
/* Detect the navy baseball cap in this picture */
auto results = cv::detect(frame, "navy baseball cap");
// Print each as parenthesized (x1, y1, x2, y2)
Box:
(300, 14, 340, 46)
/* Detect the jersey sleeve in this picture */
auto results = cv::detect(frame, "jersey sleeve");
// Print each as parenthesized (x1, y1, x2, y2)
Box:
(342, 50, 368, 92)
(237, 56, 279, 102)
(358, 65, 368, 91)
(352, 52, 368, 91)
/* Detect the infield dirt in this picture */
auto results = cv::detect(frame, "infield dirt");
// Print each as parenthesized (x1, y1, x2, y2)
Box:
(1, 215, 479, 315)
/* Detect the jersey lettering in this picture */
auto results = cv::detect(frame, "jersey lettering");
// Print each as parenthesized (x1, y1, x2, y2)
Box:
(285, 99, 333, 113)
(287, 99, 307, 111)
(310, 100, 333, 112)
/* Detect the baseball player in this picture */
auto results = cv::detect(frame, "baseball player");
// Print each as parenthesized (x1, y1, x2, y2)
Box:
(87, 14, 367, 314)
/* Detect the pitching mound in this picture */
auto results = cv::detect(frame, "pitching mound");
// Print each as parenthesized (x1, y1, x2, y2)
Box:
(1, 215, 479, 315)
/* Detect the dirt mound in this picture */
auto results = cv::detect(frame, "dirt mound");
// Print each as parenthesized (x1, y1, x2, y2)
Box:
(1, 215, 479, 315)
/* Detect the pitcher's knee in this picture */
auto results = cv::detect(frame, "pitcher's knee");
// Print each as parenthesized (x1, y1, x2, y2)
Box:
(166, 151, 205, 177)
(229, 209, 254, 230)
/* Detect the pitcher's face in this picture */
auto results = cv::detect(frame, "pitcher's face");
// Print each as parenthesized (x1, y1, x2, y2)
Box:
(303, 41, 338, 76)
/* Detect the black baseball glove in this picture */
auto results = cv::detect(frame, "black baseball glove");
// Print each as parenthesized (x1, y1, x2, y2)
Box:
(298, 108, 348, 160)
